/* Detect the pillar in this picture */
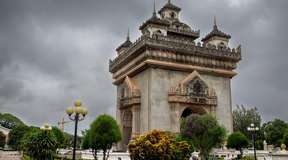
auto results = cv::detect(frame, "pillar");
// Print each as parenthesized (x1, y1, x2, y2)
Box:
(132, 105, 140, 138)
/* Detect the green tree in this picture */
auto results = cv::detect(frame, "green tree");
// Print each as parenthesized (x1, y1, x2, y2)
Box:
(81, 129, 91, 150)
(227, 132, 249, 158)
(128, 130, 191, 160)
(233, 105, 261, 139)
(0, 113, 25, 129)
(180, 114, 226, 160)
(0, 131, 6, 148)
(22, 128, 57, 160)
(283, 129, 288, 147)
(264, 119, 288, 147)
(51, 127, 65, 148)
(62, 132, 81, 149)
(8, 125, 30, 150)
(89, 114, 121, 160)
(233, 105, 264, 149)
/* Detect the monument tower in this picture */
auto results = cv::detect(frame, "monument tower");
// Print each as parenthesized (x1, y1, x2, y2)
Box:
(109, 0, 241, 150)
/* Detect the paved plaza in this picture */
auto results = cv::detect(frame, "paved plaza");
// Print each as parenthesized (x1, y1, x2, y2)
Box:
(0, 151, 21, 160)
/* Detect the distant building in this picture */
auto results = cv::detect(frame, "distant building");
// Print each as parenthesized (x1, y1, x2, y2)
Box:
(109, 0, 241, 151)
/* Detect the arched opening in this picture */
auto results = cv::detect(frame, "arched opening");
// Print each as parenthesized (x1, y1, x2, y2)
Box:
(122, 110, 132, 150)
(181, 106, 207, 119)
(181, 108, 193, 118)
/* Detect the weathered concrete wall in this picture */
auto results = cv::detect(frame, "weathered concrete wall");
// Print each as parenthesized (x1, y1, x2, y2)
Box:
(149, 68, 186, 130)
(146, 68, 233, 133)
(201, 74, 233, 133)
(131, 68, 151, 133)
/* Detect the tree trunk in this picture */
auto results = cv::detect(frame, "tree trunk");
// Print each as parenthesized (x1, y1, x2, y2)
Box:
(106, 150, 110, 160)
(200, 152, 209, 160)
(103, 149, 106, 160)
(239, 148, 243, 159)
(93, 149, 98, 160)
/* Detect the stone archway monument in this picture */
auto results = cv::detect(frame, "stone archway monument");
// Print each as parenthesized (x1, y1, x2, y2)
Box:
(109, 1, 241, 151)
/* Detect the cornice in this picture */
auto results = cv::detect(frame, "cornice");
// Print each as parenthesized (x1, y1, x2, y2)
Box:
(109, 35, 241, 73)
(112, 59, 237, 85)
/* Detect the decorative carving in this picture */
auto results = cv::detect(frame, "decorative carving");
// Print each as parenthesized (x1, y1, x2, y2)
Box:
(187, 78, 208, 97)
(119, 76, 141, 109)
(109, 35, 241, 73)
(122, 110, 132, 127)
(168, 71, 217, 106)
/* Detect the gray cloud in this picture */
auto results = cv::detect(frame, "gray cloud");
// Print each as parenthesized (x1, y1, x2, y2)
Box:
(0, 0, 287, 133)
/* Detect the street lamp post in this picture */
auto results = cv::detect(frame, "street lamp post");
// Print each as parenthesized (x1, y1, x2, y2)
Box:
(66, 100, 88, 160)
(247, 123, 259, 160)
(40, 123, 52, 132)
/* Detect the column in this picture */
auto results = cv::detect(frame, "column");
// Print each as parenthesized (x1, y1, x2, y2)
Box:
(170, 103, 180, 133)
(132, 105, 140, 138)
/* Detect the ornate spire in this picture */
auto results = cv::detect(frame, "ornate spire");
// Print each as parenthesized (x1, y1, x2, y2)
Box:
(127, 28, 130, 41)
(153, 0, 157, 17)
(202, 16, 231, 42)
(116, 28, 133, 52)
(158, 0, 181, 14)
(213, 16, 218, 30)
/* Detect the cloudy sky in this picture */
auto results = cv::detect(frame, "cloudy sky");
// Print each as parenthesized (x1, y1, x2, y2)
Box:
(0, 0, 287, 133)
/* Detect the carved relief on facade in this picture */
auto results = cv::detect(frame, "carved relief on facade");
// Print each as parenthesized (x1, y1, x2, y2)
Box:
(118, 76, 141, 150)
(119, 76, 141, 109)
(168, 71, 217, 107)
(168, 71, 217, 132)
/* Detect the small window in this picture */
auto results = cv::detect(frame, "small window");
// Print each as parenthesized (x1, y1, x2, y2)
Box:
(121, 88, 125, 98)
(193, 80, 204, 95)
(154, 30, 163, 36)
(121, 87, 129, 98)
(170, 12, 176, 18)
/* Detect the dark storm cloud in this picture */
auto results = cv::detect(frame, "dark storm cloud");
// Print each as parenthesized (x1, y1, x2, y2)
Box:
(0, 0, 287, 133)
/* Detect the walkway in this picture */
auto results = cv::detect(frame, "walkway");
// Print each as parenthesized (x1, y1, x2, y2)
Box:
(0, 151, 21, 160)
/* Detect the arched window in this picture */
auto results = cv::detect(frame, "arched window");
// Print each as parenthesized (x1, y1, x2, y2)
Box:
(123, 110, 132, 125)
(187, 78, 207, 97)
(181, 108, 193, 118)
(193, 80, 203, 95)
(121, 88, 125, 98)
(170, 12, 176, 19)
(218, 42, 226, 49)
(156, 30, 162, 34)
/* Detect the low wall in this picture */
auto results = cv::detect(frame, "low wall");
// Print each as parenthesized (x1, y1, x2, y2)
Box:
(57, 149, 288, 160)
(270, 151, 288, 160)
(0, 150, 21, 160)
(57, 150, 130, 160)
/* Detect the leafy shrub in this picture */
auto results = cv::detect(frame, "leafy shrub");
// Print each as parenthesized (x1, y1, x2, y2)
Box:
(22, 128, 57, 160)
(8, 125, 30, 150)
(180, 114, 226, 160)
(86, 114, 121, 160)
(227, 132, 249, 158)
(128, 130, 191, 160)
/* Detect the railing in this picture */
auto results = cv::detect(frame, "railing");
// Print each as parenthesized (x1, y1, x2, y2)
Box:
(110, 35, 241, 72)
(167, 28, 200, 37)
